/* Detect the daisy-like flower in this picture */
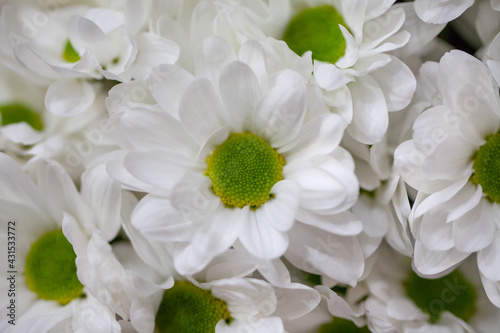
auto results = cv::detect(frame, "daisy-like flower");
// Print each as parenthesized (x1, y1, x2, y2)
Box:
(360, 245, 500, 333)
(0, 0, 178, 117)
(107, 36, 363, 284)
(394, 50, 500, 305)
(163, 0, 416, 144)
(0, 153, 125, 332)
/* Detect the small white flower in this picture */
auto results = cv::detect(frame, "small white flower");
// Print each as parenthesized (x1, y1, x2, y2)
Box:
(108, 36, 364, 284)
(394, 50, 500, 305)
(0, 1, 179, 117)
(0, 154, 124, 332)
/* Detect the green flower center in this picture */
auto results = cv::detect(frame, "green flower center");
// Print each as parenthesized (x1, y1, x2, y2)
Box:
(283, 5, 348, 64)
(24, 229, 83, 305)
(318, 317, 370, 333)
(471, 132, 500, 203)
(155, 280, 232, 333)
(403, 270, 477, 323)
(206, 132, 285, 208)
(0, 103, 44, 131)
(63, 40, 81, 63)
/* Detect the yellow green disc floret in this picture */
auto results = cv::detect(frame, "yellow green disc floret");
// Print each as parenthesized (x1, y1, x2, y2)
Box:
(206, 132, 285, 208)
(471, 131, 500, 203)
(155, 280, 232, 333)
(283, 5, 348, 64)
(24, 229, 83, 305)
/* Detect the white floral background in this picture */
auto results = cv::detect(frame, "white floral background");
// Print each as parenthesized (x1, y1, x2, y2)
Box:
(0, 0, 500, 332)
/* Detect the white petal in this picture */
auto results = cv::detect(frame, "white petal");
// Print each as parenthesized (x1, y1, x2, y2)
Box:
(106, 152, 169, 195)
(263, 180, 300, 232)
(418, 211, 454, 251)
(14, 299, 74, 333)
(281, 114, 343, 165)
(0, 153, 49, 216)
(285, 160, 356, 214)
(1, 122, 43, 145)
(446, 183, 483, 222)
(179, 78, 229, 144)
(81, 164, 121, 241)
(347, 75, 388, 144)
(273, 283, 321, 321)
(149, 64, 194, 117)
(123, 150, 199, 191)
(31, 158, 92, 225)
(478, 231, 500, 281)
(219, 61, 262, 132)
(253, 70, 307, 148)
(370, 56, 416, 111)
(415, 0, 474, 24)
(314, 61, 350, 91)
(340, 0, 367, 41)
(195, 35, 236, 87)
(394, 140, 451, 193)
(480, 273, 500, 307)
(62, 212, 89, 257)
(174, 206, 243, 274)
(120, 107, 197, 157)
(413, 242, 469, 277)
(45, 79, 95, 117)
(438, 50, 500, 145)
(132, 33, 180, 78)
(286, 223, 364, 285)
(486, 32, 500, 87)
(352, 195, 389, 238)
(238, 40, 269, 90)
(239, 207, 289, 260)
(297, 210, 363, 236)
(131, 195, 192, 242)
(452, 201, 495, 253)
(362, 7, 405, 52)
(335, 26, 360, 69)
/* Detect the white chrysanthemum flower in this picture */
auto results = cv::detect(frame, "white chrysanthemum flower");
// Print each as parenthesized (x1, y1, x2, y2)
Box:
(0, 0, 178, 117)
(394, 50, 500, 305)
(107, 36, 363, 284)
(0, 154, 126, 332)
(360, 245, 500, 333)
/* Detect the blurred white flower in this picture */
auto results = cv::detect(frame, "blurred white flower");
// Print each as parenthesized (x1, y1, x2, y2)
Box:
(0, 154, 124, 332)
(0, 0, 179, 117)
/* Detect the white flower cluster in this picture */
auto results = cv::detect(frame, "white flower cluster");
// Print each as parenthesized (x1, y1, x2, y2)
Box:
(0, 0, 499, 332)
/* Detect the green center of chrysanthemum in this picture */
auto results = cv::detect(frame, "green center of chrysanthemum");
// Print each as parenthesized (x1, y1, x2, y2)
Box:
(155, 280, 232, 333)
(471, 132, 500, 203)
(283, 5, 347, 64)
(318, 317, 370, 333)
(0, 103, 44, 131)
(24, 229, 83, 305)
(63, 40, 81, 63)
(206, 132, 285, 208)
(403, 270, 477, 323)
